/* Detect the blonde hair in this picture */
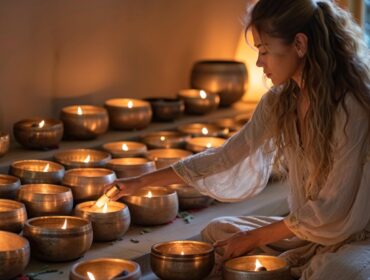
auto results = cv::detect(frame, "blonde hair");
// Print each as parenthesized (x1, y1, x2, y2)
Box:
(246, 0, 370, 199)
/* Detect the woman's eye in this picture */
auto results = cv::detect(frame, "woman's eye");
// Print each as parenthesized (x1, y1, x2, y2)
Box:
(260, 51, 268, 56)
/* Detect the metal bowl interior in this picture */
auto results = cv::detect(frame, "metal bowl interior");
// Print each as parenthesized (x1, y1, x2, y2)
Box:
(177, 90, 220, 115)
(0, 174, 21, 199)
(25, 215, 91, 232)
(70, 258, 141, 280)
(102, 141, 147, 157)
(146, 149, 192, 169)
(152, 240, 214, 257)
(141, 131, 190, 149)
(0, 199, 27, 233)
(54, 149, 112, 168)
(186, 137, 226, 153)
(0, 132, 10, 157)
(106, 158, 156, 178)
(63, 168, 116, 181)
(178, 123, 226, 137)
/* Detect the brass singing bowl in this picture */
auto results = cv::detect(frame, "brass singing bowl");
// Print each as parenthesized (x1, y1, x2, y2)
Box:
(169, 184, 214, 210)
(177, 122, 227, 137)
(75, 201, 131, 242)
(151, 240, 214, 280)
(105, 98, 152, 130)
(54, 148, 112, 169)
(10, 160, 65, 184)
(145, 97, 185, 122)
(121, 186, 178, 226)
(186, 136, 226, 153)
(223, 255, 292, 280)
(0, 231, 30, 280)
(0, 199, 27, 233)
(105, 158, 156, 178)
(102, 141, 147, 158)
(70, 258, 141, 280)
(141, 131, 190, 149)
(145, 148, 192, 169)
(0, 174, 21, 199)
(17, 184, 73, 218)
(23, 216, 93, 262)
(0, 132, 10, 157)
(62, 168, 116, 203)
(61, 105, 109, 140)
(13, 118, 63, 149)
(177, 89, 220, 115)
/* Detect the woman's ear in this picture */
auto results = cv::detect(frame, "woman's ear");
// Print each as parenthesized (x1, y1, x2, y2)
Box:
(294, 33, 308, 58)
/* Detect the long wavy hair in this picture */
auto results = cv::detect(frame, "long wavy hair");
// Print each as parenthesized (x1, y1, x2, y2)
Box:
(246, 0, 370, 199)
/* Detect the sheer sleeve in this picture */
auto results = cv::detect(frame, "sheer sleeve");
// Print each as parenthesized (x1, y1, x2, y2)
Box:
(284, 96, 370, 245)
(171, 91, 278, 202)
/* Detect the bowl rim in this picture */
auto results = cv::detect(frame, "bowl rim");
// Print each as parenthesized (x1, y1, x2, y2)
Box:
(151, 240, 214, 258)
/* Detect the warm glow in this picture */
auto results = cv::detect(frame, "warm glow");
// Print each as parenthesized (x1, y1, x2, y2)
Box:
(77, 106, 83, 115)
(38, 120, 45, 128)
(87, 272, 96, 280)
(180, 251, 185, 255)
(61, 219, 68, 230)
(102, 203, 108, 213)
(201, 127, 209, 135)
(146, 191, 153, 198)
(255, 259, 263, 271)
(42, 163, 50, 172)
(128, 100, 134, 108)
(83, 154, 91, 163)
(206, 143, 212, 148)
(160, 136, 166, 141)
(199, 90, 207, 99)
(122, 143, 129, 151)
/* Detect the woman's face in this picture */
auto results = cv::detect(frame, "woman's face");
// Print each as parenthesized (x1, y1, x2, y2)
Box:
(252, 27, 303, 86)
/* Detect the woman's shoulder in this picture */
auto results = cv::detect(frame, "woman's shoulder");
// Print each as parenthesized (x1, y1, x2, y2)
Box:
(338, 92, 369, 121)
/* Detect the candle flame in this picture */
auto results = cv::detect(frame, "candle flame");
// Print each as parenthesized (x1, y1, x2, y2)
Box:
(146, 191, 152, 198)
(160, 136, 166, 141)
(201, 127, 209, 135)
(102, 203, 108, 213)
(200, 90, 207, 99)
(128, 100, 134, 108)
(42, 163, 50, 172)
(180, 251, 185, 255)
(61, 219, 68, 230)
(38, 120, 45, 128)
(122, 143, 129, 151)
(87, 271, 96, 280)
(255, 259, 263, 271)
(206, 143, 212, 148)
(83, 154, 91, 163)
(77, 106, 83, 115)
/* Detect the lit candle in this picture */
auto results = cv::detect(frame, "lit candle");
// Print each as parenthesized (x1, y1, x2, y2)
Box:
(128, 100, 134, 109)
(199, 90, 207, 99)
(102, 141, 147, 158)
(77, 106, 83, 115)
(146, 191, 153, 198)
(177, 89, 220, 115)
(122, 143, 129, 151)
(38, 120, 45, 128)
(87, 271, 95, 280)
(61, 219, 68, 230)
(83, 154, 91, 163)
(42, 163, 50, 172)
(160, 136, 166, 141)
(201, 127, 209, 135)
(255, 259, 267, 271)
(186, 137, 225, 153)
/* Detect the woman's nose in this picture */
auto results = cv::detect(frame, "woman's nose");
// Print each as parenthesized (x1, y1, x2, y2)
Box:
(256, 54, 264, 68)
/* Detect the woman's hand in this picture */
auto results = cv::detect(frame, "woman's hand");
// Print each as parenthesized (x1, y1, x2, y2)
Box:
(104, 177, 143, 201)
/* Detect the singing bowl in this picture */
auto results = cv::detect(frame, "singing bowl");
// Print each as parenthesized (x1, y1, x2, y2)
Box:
(23, 216, 93, 262)
(105, 98, 152, 130)
(61, 105, 109, 140)
(0, 174, 21, 199)
(13, 118, 63, 149)
(190, 60, 248, 107)
(0, 199, 27, 233)
(151, 240, 214, 280)
(0, 231, 30, 280)
(70, 258, 141, 280)
(169, 184, 214, 210)
(186, 137, 226, 153)
(223, 255, 291, 280)
(213, 118, 243, 134)
(62, 168, 116, 202)
(145, 148, 192, 169)
(121, 186, 178, 226)
(0, 132, 10, 157)
(16, 184, 73, 218)
(141, 131, 190, 149)
(102, 141, 147, 158)
(54, 149, 112, 169)
(105, 158, 156, 178)
(10, 160, 65, 184)
(144, 97, 185, 122)
(177, 123, 227, 137)
(75, 201, 131, 242)
(177, 89, 220, 115)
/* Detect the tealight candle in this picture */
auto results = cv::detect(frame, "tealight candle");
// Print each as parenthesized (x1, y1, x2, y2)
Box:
(105, 158, 156, 178)
(141, 131, 190, 149)
(102, 141, 147, 158)
(186, 137, 226, 153)
(178, 123, 227, 137)
(54, 148, 112, 169)
(60, 105, 109, 139)
(177, 89, 220, 115)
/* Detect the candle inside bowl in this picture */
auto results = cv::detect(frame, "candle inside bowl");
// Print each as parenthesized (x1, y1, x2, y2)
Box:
(0, 174, 21, 199)
(0, 199, 27, 233)
(61, 105, 109, 140)
(178, 123, 227, 137)
(146, 148, 192, 169)
(0, 132, 10, 157)
(54, 149, 112, 169)
(186, 137, 226, 153)
(102, 141, 147, 158)
(177, 89, 220, 115)
(106, 158, 156, 178)
(105, 98, 152, 130)
(10, 160, 65, 184)
(151, 240, 214, 280)
(141, 131, 190, 149)
(23, 216, 93, 262)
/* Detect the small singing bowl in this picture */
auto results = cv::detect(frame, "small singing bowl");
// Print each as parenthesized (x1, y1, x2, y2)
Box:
(54, 149, 112, 169)
(16, 184, 73, 218)
(223, 255, 291, 280)
(151, 240, 214, 280)
(144, 97, 185, 122)
(0, 132, 10, 157)
(0, 174, 21, 199)
(62, 168, 116, 202)
(121, 186, 178, 226)
(178, 89, 220, 115)
(0, 199, 27, 233)
(169, 184, 214, 210)
(178, 123, 227, 137)
(0, 231, 30, 280)
(145, 148, 192, 169)
(105, 158, 156, 178)
(13, 118, 63, 150)
(61, 105, 109, 140)
(10, 160, 65, 184)
(141, 131, 191, 149)
(186, 137, 226, 153)
(105, 98, 152, 130)
(70, 258, 141, 280)
(75, 201, 130, 242)
(102, 141, 147, 158)
(23, 216, 93, 262)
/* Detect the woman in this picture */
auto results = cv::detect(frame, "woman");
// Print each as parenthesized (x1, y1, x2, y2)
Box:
(108, 0, 370, 278)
